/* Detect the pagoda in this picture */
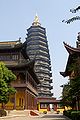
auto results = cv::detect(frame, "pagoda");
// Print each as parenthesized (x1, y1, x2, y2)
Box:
(26, 15, 53, 97)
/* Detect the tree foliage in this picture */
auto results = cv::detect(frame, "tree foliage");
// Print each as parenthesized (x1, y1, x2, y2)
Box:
(61, 57, 80, 109)
(61, 82, 75, 108)
(0, 62, 16, 104)
(62, 6, 80, 24)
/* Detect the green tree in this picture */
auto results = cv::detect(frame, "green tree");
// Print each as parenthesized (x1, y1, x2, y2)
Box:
(62, 6, 80, 24)
(0, 62, 16, 107)
(61, 83, 74, 108)
(61, 57, 80, 110)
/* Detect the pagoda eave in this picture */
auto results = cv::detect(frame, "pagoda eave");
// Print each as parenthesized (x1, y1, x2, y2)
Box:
(60, 71, 71, 77)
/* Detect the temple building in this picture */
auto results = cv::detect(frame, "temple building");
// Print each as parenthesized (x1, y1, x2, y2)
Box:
(0, 40, 40, 110)
(0, 15, 58, 112)
(60, 33, 80, 110)
(26, 15, 53, 97)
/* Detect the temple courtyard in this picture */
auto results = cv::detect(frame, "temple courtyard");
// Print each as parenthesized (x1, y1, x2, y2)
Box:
(0, 111, 71, 120)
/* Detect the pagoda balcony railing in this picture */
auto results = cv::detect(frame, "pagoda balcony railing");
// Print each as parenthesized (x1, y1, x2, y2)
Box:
(39, 41, 48, 47)
(27, 33, 46, 38)
(36, 72, 49, 77)
(35, 68, 49, 73)
(37, 55, 49, 60)
(37, 74, 50, 79)
(35, 69, 49, 74)
(27, 47, 48, 54)
(35, 62, 49, 67)
(37, 84, 49, 88)
(38, 78, 50, 82)
(38, 91, 53, 95)
(27, 41, 39, 46)
(27, 36, 46, 42)
(39, 89, 51, 92)
(38, 52, 49, 58)
(40, 84, 52, 88)
(38, 36, 47, 42)
(28, 26, 45, 33)
(27, 28, 45, 33)
(27, 47, 39, 51)
(36, 57, 49, 63)
(39, 46, 48, 52)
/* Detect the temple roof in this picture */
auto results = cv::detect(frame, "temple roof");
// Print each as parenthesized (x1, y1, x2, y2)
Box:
(0, 40, 29, 60)
(60, 42, 80, 77)
(32, 14, 41, 26)
(0, 39, 22, 50)
(60, 55, 73, 77)
(63, 42, 80, 54)
(0, 39, 21, 47)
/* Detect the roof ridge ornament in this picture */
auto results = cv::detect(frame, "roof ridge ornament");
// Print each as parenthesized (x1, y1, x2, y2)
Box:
(32, 14, 41, 26)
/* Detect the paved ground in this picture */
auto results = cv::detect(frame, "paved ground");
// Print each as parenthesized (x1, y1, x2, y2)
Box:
(42, 114, 71, 120)
(0, 114, 71, 120)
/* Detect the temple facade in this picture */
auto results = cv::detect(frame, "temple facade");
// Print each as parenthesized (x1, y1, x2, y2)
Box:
(26, 15, 53, 97)
(0, 40, 40, 110)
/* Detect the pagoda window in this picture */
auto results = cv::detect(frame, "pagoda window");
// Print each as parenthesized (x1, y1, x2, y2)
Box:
(12, 54, 18, 60)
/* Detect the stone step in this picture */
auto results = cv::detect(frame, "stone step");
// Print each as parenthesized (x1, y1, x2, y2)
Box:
(7, 110, 30, 116)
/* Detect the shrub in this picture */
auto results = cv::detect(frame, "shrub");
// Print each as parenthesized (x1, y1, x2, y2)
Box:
(63, 110, 72, 118)
(71, 111, 80, 120)
(0, 109, 7, 117)
(63, 110, 80, 120)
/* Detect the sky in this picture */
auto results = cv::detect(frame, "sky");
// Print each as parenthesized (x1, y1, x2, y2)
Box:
(0, 0, 80, 99)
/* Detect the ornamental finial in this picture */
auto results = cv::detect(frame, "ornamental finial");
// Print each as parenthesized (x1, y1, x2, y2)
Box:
(32, 14, 41, 26)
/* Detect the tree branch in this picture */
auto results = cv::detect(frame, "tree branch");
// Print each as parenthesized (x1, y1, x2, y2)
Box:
(70, 6, 80, 13)
(62, 16, 80, 24)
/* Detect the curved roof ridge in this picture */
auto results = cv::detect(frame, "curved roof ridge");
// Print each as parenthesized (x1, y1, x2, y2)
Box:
(63, 42, 80, 54)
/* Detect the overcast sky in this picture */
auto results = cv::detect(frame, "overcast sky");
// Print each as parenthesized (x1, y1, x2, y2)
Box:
(0, 0, 80, 99)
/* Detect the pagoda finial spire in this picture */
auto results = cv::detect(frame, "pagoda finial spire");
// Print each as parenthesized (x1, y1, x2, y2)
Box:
(32, 14, 41, 26)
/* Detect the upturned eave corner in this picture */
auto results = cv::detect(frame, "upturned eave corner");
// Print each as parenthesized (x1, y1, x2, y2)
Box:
(60, 71, 66, 77)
